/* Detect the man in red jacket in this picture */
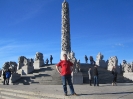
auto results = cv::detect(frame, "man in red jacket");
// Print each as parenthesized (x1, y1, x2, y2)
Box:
(56, 54, 77, 96)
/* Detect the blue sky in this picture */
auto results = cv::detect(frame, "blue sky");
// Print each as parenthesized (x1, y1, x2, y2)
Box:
(0, 0, 133, 68)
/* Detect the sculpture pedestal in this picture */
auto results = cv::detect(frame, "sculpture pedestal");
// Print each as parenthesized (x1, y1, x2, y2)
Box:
(17, 66, 34, 75)
(10, 73, 21, 84)
(34, 60, 44, 69)
(96, 60, 107, 69)
(123, 72, 133, 81)
(71, 72, 83, 84)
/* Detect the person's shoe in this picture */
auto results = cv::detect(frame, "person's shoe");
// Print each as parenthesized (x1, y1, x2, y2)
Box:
(64, 93, 67, 96)
(71, 93, 78, 96)
(112, 83, 114, 86)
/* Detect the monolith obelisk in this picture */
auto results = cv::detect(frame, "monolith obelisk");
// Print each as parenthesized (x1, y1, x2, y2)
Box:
(61, 0, 71, 60)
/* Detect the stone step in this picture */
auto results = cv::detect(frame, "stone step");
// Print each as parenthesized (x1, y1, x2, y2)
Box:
(0, 94, 27, 99)
(0, 88, 62, 99)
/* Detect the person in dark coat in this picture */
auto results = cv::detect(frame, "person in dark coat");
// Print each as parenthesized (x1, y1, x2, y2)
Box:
(5, 69, 11, 85)
(50, 55, 53, 64)
(3, 70, 6, 85)
(85, 55, 88, 63)
(88, 67, 92, 86)
(93, 66, 99, 86)
(112, 66, 118, 86)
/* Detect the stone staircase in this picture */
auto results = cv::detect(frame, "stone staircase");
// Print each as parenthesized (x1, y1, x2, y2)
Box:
(0, 88, 60, 99)
(13, 64, 62, 85)
(80, 64, 133, 84)
(3, 64, 132, 85)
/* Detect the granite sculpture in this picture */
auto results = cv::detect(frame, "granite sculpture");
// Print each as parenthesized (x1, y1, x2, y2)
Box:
(34, 52, 44, 69)
(61, 0, 71, 60)
(107, 56, 118, 71)
(96, 53, 107, 68)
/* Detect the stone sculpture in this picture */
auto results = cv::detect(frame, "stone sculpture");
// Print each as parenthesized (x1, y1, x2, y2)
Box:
(9, 61, 18, 73)
(61, 0, 71, 60)
(96, 52, 103, 60)
(122, 60, 132, 73)
(75, 60, 81, 73)
(18, 56, 26, 63)
(96, 53, 107, 68)
(34, 52, 44, 69)
(18, 56, 26, 70)
(2, 62, 10, 70)
(68, 51, 77, 73)
(35, 52, 44, 61)
(107, 56, 118, 71)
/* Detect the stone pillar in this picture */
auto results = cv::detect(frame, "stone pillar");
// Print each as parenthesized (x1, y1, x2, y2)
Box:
(61, 0, 71, 60)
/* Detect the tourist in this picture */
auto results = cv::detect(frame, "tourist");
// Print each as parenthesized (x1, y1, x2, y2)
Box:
(88, 67, 92, 86)
(93, 66, 99, 86)
(112, 66, 118, 86)
(56, 54, 77, 96)
(90, 56, 95, 65)
(3, 70, 6, 85)
(85, 55, 88, 63)
(5, 69, 11, 85)
(45, 58, 49, 64)
(50, 55, 53, 64)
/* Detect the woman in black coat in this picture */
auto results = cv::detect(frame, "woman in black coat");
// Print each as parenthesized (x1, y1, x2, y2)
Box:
(3, 70, 6, 85)
(112, 66, 118, 86)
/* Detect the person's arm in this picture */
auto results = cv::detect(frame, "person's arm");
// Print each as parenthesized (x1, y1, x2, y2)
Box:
(56, 66, 61, 75)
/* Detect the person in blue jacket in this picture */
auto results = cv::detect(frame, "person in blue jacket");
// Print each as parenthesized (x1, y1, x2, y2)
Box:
(5, 69, 11, 85)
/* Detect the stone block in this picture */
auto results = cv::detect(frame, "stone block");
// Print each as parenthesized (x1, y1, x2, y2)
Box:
(96, 60, 107, 69)
(34, 60, 44, 69)
(17, 66, 34, 75)
(71, 72, 83, 84)
(10, 73, 21, 83)
(123, 72, 133, 81)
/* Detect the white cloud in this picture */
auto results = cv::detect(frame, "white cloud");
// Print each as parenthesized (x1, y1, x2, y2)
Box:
(115, 43, 124, 47)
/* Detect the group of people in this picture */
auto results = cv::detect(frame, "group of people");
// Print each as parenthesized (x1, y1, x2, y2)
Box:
(88, 66, 99, 86)
(88, 66, 118, 86)
(45, 55, 53, 64)
(56, 54, 118, 96)
(85, 55, 95, 65)
(3, 69, 11, 85)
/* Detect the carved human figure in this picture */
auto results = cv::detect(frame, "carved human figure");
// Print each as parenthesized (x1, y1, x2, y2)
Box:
(96, 52, 104, 61)
(108, 56, 118, 68)
(29, 58, 34, 66)
(24, 58, 30, 66)
(35, 52, 44, 61)
(18, 56, 25, 63)
(75, 60, 81, 73)
(69, 51, 77, 72)
(9, 61, 18, 73)
(2, 62, 10, 71)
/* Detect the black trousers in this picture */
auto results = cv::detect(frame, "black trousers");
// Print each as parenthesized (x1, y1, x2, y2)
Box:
(3, 78, 6, 85)
(112, 76, 117, 83)
(89, 80, 92, 85)
(6, 78, 10, 85)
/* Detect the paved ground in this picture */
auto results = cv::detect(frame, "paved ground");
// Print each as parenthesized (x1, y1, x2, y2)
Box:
(0, 83, 133, 99)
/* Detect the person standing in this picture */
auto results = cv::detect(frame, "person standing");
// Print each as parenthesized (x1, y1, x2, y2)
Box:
(50, 55, 53, 64)
(85, 55, 88, 63)
(56, 54, 77, 96)
(45, 58, 49, 65)
(112, 66, 118, 86)
(3, 70, 6, 85)
(88, 67, 92, 86)
(93, 66, 99, 86)
(5, 69, 11, 85)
